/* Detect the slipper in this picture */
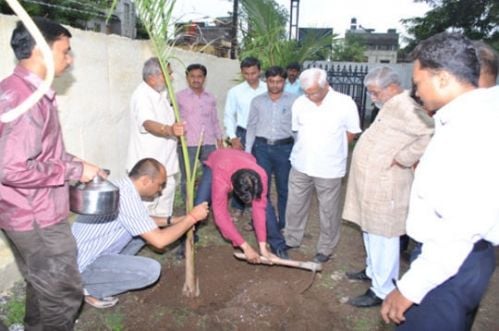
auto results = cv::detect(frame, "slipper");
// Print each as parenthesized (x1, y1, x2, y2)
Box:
(84, 295, 119, 309)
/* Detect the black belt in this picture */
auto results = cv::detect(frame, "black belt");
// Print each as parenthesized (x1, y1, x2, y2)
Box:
(255, 136, 294, 146)
(473, 240, 492, 252)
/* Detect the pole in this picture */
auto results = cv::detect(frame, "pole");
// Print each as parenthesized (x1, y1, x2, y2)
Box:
(230, 0, 238, 59)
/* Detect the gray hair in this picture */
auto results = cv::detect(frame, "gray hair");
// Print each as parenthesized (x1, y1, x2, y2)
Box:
(299, 68, 328, 90)
(364, 66, 402, 89)
(142, 57, 163, 81)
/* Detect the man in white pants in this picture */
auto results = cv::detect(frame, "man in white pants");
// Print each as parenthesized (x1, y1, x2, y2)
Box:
(342, 66, 434, 307)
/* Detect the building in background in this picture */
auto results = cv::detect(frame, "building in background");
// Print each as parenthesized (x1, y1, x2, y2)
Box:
(346, 18, 399, 63)
(174, 18, 233, 58)
(87, 0, 137, 39)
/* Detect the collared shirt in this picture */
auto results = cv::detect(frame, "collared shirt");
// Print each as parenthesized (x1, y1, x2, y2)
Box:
(0, 66, 83, 231)
(126, 81, 179, 174)
(245, 91, 297, 152)
(223, 80, 267, 138)
(284, 79, 303, 95)
(204, 149, 268, 247)
(290, 88, 361, 178)
(72, 176, 157, 272)
(176, 87, 222, 146)
(398, 86, 499, 304)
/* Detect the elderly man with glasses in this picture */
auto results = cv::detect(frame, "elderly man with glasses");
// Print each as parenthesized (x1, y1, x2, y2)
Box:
(343, 66, 434, 308)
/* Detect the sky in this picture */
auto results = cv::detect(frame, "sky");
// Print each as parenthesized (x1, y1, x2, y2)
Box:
(171, 0, 432, 40)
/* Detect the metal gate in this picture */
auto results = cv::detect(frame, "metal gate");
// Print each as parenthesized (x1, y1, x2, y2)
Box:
(305, 63, 369, 128)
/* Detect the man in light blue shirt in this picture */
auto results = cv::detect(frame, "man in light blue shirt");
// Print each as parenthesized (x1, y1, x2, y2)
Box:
(246, 66, 297, 231)
(284, 62, 303, 95)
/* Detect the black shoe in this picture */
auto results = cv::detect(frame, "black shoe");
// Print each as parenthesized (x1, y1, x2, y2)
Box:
(175, 244, 185, 260)
(274, 248, 289, 260)
(348, 289, 382, 308)
(313, 253, 331, 263)
(345, 269, 371, 282)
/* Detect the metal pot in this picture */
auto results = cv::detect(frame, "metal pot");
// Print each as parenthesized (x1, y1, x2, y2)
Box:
(69, 170, 119, 216)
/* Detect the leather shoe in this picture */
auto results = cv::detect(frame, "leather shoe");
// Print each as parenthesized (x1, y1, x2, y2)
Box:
(274, 248, 289, 260)
(345, 269, 371, 282)
(313, 253, 331, 263)
(348, 289, 382, 308)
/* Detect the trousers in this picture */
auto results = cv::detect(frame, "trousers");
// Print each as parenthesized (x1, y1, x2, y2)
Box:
(363, 232, 399, 299)
(284, 167, 342, 256)
(81, 237, 161, 299)
(3, 220, 83, 331)
(398, 241, 495, 331)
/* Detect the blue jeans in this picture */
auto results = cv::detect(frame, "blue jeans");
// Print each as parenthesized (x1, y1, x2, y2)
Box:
(178, 144, 216, 202)
(252, 139, 292, 229)
(196, 167, 287, 252)
(81, 237, 161, 299)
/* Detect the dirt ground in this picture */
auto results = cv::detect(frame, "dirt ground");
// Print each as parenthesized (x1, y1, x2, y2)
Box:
(73, 187, 499, 331)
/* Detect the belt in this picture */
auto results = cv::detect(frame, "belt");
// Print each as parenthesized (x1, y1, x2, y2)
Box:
(255, 136, 294, 146)
(473, 239, 492, 252)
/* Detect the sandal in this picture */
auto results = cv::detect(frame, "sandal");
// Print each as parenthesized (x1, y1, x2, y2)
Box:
(84, 295, 119, 309)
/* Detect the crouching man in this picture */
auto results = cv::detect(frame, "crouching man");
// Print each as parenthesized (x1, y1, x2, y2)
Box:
(72, 158, 209, 308)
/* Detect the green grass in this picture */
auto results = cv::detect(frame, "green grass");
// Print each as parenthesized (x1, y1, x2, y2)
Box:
(3, 297, 25, 326)
(104, 312, 124, 331)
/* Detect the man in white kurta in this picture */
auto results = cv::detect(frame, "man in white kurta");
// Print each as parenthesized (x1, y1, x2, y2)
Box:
(126, 57, 183, 217)
(343, 66, 434, 308)
(284, 68, 361, 263)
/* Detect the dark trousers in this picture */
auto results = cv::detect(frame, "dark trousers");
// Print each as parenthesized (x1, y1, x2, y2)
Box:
(3, 220, 83, 331)
(178, 144, 216, 202)
(230, 126, 247, 211)
(251, 138, 292, 229)
(397, 240, 495, 331)
(196, 167, 287, 252)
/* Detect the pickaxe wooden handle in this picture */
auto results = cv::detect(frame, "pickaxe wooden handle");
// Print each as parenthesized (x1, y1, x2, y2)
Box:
(233, 252, 322, 272)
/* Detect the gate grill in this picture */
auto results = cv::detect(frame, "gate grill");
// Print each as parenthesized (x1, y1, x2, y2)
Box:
(306, 63, 368, 128)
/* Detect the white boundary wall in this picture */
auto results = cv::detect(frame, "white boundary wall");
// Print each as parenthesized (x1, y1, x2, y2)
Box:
(0, 14, 240, 292)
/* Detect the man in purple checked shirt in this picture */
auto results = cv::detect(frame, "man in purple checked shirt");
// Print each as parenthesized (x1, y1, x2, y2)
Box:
(176, 63, 223, 200)
(175, 63, 223, 258)
(0, 18, 101, 330)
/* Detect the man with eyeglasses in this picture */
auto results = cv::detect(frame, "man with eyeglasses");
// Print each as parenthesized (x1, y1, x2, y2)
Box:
(284, 68, 361, 263)
(343, 66, 434, 308)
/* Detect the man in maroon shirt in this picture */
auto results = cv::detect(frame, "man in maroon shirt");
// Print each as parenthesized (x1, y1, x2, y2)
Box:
(0, 18, 100, 330)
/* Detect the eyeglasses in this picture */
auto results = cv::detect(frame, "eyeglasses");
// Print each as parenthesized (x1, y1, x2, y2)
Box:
(367, 89, 383, 98)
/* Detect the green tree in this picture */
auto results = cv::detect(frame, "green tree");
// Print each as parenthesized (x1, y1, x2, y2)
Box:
(238, 0, 333, 68)
(402, 0, 499, 52)
(0, 0, 113, 29)
(331, 33, 367, 62)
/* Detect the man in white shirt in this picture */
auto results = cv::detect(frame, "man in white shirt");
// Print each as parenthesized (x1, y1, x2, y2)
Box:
(126, 57, 184, 218)
(223, 57, 267, 216)
(284, 68, 361, 263)
(224, 56, 267, 151)
(381, 32, 499, 330)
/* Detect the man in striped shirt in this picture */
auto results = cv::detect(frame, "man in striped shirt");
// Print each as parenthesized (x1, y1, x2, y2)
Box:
(72, 158, 209, 309)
